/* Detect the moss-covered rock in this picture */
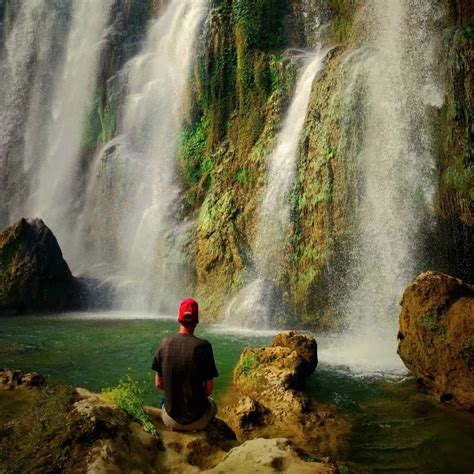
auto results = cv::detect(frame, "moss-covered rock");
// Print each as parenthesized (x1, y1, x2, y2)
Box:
(224, 331, 348, 457)
(0, 218, 76, 314)
(397, 271, 474, 410)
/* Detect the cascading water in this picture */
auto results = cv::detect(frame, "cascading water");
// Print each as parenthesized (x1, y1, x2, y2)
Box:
(226, 48, 328, 328)
(76, 0, 209, 311)
(28, 0, 113, 259)
(326, 0, 445, 375)
(0, 0, 112, 262)
(0, 1, 70, 225)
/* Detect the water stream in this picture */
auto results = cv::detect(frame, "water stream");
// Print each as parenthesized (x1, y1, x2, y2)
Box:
(337, 0, 445, 371)
(226, 48, 328, 329)
(1, 313, 472, 472)
(76, 0, 209, 312)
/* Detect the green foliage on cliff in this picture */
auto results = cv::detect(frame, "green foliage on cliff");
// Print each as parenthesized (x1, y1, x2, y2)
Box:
(83, 89, 117, 148)
(459, 337, 474, 367)
(232, 0, 288, 50)
(236, 352, 259, 378)
(102, 371, 157, 436)
(180, 114, 212, 187)
(328, 0, 360, 43)
(418, 312, 444, 335)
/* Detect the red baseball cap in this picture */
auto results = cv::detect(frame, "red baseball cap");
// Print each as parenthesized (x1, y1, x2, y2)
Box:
(178, 298, 199, 325)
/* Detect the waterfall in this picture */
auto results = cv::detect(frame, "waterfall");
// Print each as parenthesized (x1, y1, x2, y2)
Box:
(28, 0, 112, 258)
(77, 0, 209, 311)
(330, 0, 444, 374)
(0, 0, 70, 225)
(226, 49, 328, 328)
(0, 0, 112, 260)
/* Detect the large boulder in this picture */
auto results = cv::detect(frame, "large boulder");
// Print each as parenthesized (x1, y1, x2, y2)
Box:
(0, 218, 77, 313)
(206, 438, 337, 473)
(223, 331, 349, 457)
(233, 330, 318, 399)
(0, 218, 115, 314)
(397, 271, 474, 410)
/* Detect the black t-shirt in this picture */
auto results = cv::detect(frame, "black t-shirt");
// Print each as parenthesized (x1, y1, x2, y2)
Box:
(151, 333, 218, 425)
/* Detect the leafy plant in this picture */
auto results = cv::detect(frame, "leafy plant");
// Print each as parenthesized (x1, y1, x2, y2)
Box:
(239, 352, 259, 376)
(102, 371, 157, 436)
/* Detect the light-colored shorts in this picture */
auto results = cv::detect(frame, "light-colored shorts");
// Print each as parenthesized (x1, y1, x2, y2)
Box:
(162, 398, 217, 431)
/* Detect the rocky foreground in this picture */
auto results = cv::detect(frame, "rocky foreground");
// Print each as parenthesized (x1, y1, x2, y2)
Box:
(0, 332, 341, 473)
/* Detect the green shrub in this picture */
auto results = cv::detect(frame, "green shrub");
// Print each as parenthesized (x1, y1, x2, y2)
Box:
(238, 352, 259, 376)
(102, 371, 157, 436)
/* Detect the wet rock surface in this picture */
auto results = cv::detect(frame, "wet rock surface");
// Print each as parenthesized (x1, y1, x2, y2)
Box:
(0, 218, 76, 313)
(205, 437, 337, 473)
(398, 271, 474, 410)
(223, 331, 349, 457)
(0, 369, 46, 389)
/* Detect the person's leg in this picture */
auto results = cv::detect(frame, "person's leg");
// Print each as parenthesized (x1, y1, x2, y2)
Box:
(161, 399, 218, 431)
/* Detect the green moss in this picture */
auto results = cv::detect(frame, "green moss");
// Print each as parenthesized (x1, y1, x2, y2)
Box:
(459, 337, 474, 367)
(0, 385, 76, 473)
(328, 0, 359, 44)
(442, 156, 474, 199)
(418, 312, 444, 335)
(235, 168, 246, 184)
(231, 0, 288, 50)
(237, 352, 259, 377)
(83, 88, 117, 148)
(102, 371, 157, 436)
(179, 114, 213, 188)
(198, 191, 235, 234)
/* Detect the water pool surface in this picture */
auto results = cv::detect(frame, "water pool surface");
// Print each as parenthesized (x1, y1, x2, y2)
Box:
(1, 312, 473, 472)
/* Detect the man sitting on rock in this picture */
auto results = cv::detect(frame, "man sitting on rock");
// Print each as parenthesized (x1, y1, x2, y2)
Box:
(152, 298, 218, 431)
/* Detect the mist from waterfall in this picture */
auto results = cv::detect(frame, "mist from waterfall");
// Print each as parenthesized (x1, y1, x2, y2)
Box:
(77, 0, 209, 311)
(226, 49, 328, 328)
(329, 0, 445, 374)
(0, 0, 70, 225)
(0, 0, 112, 261)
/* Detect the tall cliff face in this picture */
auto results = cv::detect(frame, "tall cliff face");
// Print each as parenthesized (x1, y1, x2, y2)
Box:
(0, 0, 472, 326)
(174, 0, 473, 324)
(437, 0, 473, 282)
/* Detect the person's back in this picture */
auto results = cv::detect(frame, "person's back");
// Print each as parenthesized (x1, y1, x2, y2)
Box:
(152, 298, 218, 430)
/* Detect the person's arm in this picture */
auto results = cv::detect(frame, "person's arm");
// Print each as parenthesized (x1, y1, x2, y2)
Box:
(155, 373, 164, 390)
(204, 378, 213, 397)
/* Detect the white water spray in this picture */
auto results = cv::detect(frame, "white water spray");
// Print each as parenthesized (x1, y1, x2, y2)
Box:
(0, 0, 69, 223)
(25, 0, 112, 259)
(336, 0, 444, 374)
(77, 0, 209, 310)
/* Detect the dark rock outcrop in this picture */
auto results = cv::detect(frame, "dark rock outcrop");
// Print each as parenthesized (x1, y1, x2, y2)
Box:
(223, 331, 348, 457)
(0, 369, 46, 389)
(397, 271, 474, 410)
(0, 218, 77, 313)
(0, 218, 116, 314)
